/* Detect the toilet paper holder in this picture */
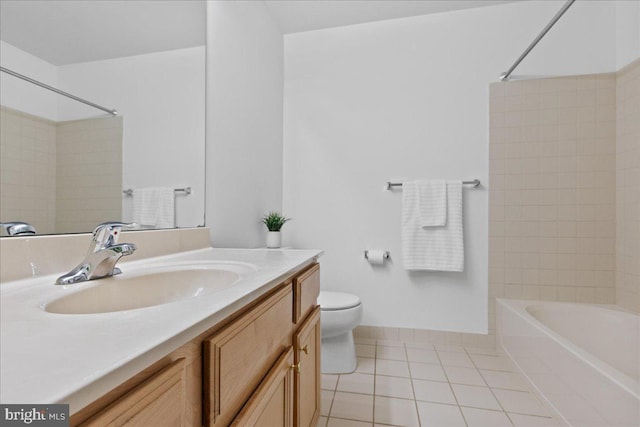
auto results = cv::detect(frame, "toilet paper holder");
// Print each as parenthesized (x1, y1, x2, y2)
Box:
(364, 250, 390, 260)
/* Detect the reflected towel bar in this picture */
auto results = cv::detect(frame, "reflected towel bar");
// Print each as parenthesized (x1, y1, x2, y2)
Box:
(123, 187, 191, 196)
(386, 180, 480, 190)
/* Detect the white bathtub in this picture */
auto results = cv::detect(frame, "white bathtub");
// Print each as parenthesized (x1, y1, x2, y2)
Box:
(497, 299, 639, 427)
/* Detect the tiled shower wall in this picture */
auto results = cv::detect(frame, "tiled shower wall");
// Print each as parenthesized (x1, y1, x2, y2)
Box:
(55, 117, 122, 233)
(0, 107, 122, 234)
(0, 107, 57, 234)
(616, 59, 640, 313)
(489, 73, 618, 332)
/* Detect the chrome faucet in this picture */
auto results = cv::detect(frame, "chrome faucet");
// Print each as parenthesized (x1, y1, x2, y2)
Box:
(1, 221, 36, 236)
(55, 222, 137, 285)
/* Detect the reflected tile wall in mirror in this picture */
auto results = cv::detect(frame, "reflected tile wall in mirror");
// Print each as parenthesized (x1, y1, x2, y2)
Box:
(0, 106, 122, 234)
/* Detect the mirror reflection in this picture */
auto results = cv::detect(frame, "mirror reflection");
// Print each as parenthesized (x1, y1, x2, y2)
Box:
(0, 0, 206, 235)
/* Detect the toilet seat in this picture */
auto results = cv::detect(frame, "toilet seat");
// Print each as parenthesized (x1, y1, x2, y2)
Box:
(319, 291, 361, 311)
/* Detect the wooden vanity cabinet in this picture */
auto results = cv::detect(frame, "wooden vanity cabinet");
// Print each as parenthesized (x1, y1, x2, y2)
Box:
(70, 262, 321, 427)
(203, 285, 293, 426)
(79, 358, 188, 427)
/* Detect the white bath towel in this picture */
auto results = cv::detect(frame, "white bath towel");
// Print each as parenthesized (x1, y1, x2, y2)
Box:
(132, 187, 175, 229)
(402, 180, 464, 271)
(413, 180, 447, 227)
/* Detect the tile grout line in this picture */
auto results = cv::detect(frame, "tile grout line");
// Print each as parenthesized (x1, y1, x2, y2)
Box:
(465, 347, 515, 426)
(437, 346, 470, 427)
(372, 339, 377, 426)
(404, 342, 422, 427)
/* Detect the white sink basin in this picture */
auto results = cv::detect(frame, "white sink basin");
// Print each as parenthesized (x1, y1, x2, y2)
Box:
(44, 262, 256, 314)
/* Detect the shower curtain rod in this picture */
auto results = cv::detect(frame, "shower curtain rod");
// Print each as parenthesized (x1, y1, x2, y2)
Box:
(0, 66, 119, 116)
(499, 0, 576, 81)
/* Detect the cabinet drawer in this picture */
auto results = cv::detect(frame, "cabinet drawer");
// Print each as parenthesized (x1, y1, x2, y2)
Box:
(231, 348, 294, 426)
(204, 285, 293, 426)
(293, 263, 320, 324)
(80, 358, 186, 427)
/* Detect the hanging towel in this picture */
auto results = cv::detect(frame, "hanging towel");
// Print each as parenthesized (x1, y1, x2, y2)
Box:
(413, 180, 447, 227)
(132, 187, 175, 229)
(402, 180, 464, 271)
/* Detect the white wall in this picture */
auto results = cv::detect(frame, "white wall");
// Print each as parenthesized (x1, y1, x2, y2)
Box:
(282, 0, 619, 332)
(57, 47, 206, 228)
(0, 41, 58, 121)
(205, 0, 284, 247)
(616, 0, 640, 69)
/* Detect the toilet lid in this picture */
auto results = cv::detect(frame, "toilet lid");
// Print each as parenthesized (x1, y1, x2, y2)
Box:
(318, 291, 361, 310)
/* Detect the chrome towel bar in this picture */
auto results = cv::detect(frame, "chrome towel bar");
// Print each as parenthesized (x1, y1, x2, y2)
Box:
(386, 180, 480, 190)
(122, 187, 191, 196)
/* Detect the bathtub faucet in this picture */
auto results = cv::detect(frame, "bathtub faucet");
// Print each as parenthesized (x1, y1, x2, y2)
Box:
(55, 222, 137, 285)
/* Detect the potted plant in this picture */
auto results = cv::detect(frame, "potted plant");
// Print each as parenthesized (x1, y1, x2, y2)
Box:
(261, 211, 290, 248)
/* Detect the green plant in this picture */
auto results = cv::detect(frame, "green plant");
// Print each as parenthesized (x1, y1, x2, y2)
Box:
(261, 211, 291, 231)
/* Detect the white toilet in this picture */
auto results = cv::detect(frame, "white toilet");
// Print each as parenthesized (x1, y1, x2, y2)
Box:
(318, 291, 363, 374)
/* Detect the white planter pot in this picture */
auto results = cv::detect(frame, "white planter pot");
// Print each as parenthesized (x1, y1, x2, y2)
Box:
(266, 231, 281, 248)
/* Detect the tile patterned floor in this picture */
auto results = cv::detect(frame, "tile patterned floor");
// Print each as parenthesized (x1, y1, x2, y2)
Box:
(318, 338, 562, 427)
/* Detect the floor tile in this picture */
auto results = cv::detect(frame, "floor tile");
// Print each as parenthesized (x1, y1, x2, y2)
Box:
(466, 347, 501, 356)
(404, 341, 435, 350)
(322, 374, 339, 390)
(356, 344, 376, 358)
(355, 357, 375, 375)
(434, 344, 466, 353)
(493, 389, 551, 417)
(326, 417, 372, 427)
(330, 392, 374, 422)
(376, 359, 410, 377)
(374, 396, 420, 427)
(470, 354, 514, 371)
(321, 389, 334, 416)
(509, 413, 560, 426)
(327, 340, 560, 427)
(374, 375, 414, 399)
(406, 347, 439, 364)
(444, 365, 486, 386)
(376, 339, 404, 347)
(438, 351, 475, 368)
(354, 337, 377, 345)
(480, 369, 530, 391)
(413, 379, 457, 405)
(337, 373, 375, 395)
(416, 401, 466, 427)
(461, 407, 513, 427)
(451, 384, 501, 410)
(409, 361, 447, 382)
(376, 345, 407, 361)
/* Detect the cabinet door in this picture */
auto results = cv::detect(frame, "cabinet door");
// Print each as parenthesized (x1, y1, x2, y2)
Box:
(230, 348, 294, 427)
(294, 306, 321, 427)
(80, 358, 186, 427)
(293, 264, 320, 325)
(204, 285, 293, 426)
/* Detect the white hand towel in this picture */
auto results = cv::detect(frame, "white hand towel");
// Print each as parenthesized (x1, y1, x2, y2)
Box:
(402, 181, 464, 271)
(413, 180, 447, 227)
(132, 187, 175, 229)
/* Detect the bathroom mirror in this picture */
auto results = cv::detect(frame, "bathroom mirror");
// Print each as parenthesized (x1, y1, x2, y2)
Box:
(0, 0, 206, 235)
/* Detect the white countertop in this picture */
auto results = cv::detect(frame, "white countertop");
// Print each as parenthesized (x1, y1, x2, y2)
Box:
(0, 247, 322, 413)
